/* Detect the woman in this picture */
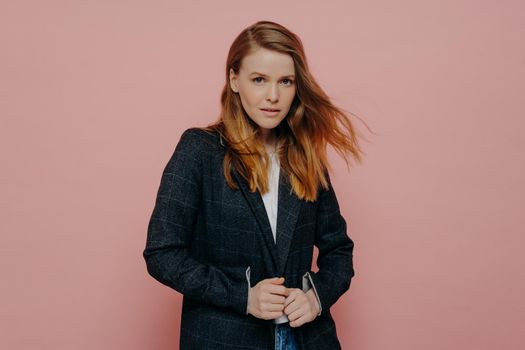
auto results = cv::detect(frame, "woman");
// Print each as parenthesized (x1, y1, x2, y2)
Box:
(143, 20, 365, 349)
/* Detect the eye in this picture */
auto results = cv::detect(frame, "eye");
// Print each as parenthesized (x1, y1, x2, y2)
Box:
(282, 79, 294, 86)
(252, 77, 264, 83)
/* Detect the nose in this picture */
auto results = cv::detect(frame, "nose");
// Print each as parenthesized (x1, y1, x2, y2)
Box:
(266, 84, 279, 103)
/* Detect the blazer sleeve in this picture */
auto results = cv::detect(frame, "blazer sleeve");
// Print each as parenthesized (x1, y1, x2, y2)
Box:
(143, 128, 250, 316)
(304, 172, 355, 317)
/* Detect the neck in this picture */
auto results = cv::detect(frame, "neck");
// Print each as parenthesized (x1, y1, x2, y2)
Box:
(260, 129, 277, 153)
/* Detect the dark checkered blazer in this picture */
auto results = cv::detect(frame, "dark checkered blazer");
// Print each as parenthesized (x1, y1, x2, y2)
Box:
(143, 127, 355, 349)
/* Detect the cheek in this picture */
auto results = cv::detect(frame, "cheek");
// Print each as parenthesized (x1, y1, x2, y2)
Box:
(239, 93, 261, 119)
(283, 91, 296, 107)
(239, 85, 263, 106)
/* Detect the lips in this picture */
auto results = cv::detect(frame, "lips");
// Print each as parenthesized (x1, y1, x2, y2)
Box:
(260, 108, 280, 117)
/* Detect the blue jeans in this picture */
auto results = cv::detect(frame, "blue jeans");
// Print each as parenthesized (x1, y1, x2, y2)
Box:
(275, 322, 299, 350)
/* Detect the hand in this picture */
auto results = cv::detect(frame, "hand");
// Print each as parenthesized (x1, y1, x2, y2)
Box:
(247, 277, 290, 320)
(283, 288, 320, 327)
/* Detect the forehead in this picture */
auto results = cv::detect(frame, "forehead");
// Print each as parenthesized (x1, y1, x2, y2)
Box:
(240, 48, 295, 76)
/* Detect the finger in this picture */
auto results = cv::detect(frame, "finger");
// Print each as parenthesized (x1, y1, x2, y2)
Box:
(268, 311, 285, 320)
(284, 298, 302, 315)
(264, 302, 285, 312)
(266, 294, 286, 304)
(260, 310, 284, 320)
(285, 292, 309, 313)
(284, 294, 295, 308)
(289, 312, 309, 328)
(269, 277, 285, 284)
(266, 284, 288, 296)
(287, 303, 307, 322)
(284, 289, 301, 306)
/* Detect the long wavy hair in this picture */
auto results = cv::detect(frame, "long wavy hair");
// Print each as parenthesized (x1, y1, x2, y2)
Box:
(202, 20, 368, 202)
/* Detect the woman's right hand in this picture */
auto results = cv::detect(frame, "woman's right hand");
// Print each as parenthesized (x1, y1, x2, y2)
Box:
(247, 277, 289, 320)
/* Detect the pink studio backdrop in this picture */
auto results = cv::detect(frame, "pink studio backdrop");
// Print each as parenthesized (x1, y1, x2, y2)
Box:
(1, 1, 524, 349)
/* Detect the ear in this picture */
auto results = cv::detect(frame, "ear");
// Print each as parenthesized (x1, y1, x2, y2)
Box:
(229, 68, 239, 93)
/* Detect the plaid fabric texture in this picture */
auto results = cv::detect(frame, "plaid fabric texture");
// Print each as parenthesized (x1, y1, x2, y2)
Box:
(143, 127, 355, 349)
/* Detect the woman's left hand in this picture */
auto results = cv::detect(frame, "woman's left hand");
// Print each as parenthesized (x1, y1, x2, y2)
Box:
(283, 288, 320, 327)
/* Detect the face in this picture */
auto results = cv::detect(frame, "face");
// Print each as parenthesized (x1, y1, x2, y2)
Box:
(229, 47, 296, 139)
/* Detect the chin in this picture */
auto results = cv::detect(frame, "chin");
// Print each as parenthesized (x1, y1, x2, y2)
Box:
(258, 122, 281, 130)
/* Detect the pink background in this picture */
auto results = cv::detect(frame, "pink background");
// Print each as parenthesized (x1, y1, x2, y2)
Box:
(1, 1, 524, 349)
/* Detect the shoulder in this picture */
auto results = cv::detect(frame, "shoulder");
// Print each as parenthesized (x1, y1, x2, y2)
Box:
(179, 127, 222, 149)
(177, 127, 221, 154)
(172, 127, 223, 166)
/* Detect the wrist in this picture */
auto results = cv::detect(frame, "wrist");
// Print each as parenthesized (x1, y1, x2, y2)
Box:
(306, 289, 320, 315)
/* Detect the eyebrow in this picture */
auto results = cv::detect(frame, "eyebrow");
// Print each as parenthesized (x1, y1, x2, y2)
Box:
(249, 72, 295, 79)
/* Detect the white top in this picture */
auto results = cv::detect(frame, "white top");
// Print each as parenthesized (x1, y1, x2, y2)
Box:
(260, 151, 290, 324)
(261, 152, 280, 243)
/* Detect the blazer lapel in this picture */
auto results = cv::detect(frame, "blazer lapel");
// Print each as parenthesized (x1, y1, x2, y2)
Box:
(231, 168, 279, 274)
(275, 167, 302, 277)
(231, 163, 302, 277)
